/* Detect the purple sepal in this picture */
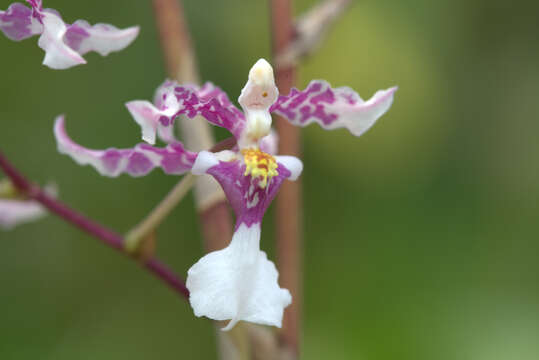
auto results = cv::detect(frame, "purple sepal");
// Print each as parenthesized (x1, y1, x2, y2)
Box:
(206, 159, 291, 229)
(54, 116, 197, 177)
(270, 80, 397, 136)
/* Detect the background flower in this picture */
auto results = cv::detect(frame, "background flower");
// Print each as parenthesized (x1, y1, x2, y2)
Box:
(0, 0, 139, 69)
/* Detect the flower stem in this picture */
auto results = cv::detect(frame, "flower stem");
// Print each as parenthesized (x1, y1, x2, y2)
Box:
(125, 174, 196, 253)
(0, 150, 189, 299)
(124, 136, 236, 254)
(270, 0, 303, 357)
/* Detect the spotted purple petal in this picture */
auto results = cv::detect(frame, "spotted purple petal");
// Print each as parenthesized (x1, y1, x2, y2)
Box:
(126, 81, 245, 145)
(54, 116, 197, 177)
(0, 1, 139, 69)
(270, 80, 397, 137)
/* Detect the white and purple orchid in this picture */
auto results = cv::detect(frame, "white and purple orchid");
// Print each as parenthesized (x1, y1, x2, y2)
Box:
(54, 58, 396, 329)
(0, 0, 139, 69)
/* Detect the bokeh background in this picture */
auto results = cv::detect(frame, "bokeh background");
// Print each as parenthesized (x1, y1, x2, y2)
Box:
(1, 0, 539, 359)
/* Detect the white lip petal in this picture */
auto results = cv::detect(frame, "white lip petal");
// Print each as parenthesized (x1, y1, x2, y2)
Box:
(186, 223, 291, 330)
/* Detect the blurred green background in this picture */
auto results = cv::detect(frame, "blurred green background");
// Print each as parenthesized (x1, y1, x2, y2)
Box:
(1, 0, 539, 359)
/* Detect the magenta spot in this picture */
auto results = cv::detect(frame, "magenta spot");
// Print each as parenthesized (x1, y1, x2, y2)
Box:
(64, 24, 90, 51)
(159, 116, 170, 126)
(342, 93, 357, 105)
(161, 153, 184, 173)
(101, 150, 123, 173)
(309, 82, 322, 92)
(313, 105, 337, 125)
(311, 89, 335, 104)
(127, 153, 153, 176)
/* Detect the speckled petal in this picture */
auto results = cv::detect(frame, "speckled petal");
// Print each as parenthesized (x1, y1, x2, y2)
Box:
(0, 2, 42, 41)
(271, 80, 397, 136)
(127, 81, 245, 144)
(54, 116, 197, 177)
(0, 198, 46, 230)
(187, 223, 291, 330)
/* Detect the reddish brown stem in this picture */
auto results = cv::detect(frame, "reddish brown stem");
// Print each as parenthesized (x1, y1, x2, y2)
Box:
(0, 150, 189, 299)
(151, 0, 234, 254)
(270, 0, 302, 356)
(152, 0, 198, 81)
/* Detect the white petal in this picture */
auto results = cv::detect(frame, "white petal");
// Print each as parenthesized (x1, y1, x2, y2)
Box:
(38, 11, 86, 69)
(125, 101, 161, 145)
(191, 150, 236, 175)
(191, 151, 219, 175)
(186, 223, 291, 330)
(275, 156, 303, 181)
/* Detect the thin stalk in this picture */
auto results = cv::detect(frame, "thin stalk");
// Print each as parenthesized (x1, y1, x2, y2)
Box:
(0, 150, 189, 299)
(125, 174, 196, 252)
(270, 0, 302, 357)
(124, 137, 236, 253)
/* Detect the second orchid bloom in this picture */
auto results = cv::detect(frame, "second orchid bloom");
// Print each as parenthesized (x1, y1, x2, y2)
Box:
(54, 59, 396, 329)
(0, 0, 138, 69)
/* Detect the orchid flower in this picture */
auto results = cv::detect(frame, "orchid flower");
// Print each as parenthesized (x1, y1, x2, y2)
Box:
(0, 0, 139, 69)
(53, 58, 396, 329)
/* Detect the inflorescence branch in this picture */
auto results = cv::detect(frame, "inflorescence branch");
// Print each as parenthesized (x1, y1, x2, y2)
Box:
(0, 149, 190, 299)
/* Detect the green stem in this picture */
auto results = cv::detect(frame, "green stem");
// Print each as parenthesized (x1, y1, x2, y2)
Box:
(125, 174, 196, 252)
